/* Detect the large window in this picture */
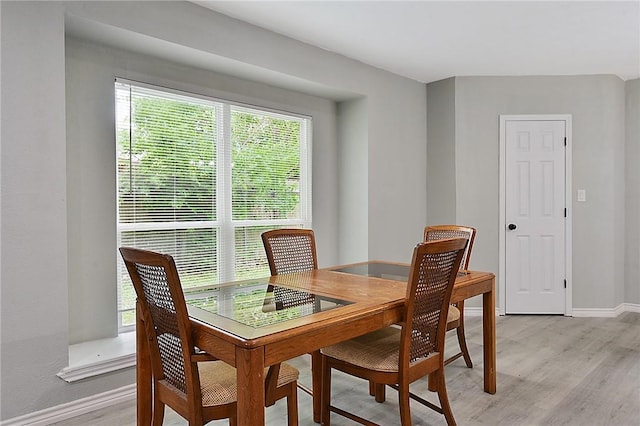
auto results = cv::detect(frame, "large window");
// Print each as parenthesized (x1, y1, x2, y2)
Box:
(115, 81, 312, 329)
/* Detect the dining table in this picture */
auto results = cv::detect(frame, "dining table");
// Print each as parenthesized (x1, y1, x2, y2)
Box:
(135, 260, 496, 425)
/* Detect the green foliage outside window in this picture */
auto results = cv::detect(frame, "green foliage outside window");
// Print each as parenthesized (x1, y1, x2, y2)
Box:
(231, 110, 301, 220)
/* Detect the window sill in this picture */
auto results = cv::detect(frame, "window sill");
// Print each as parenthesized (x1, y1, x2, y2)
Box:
(57, 332, 136, 382)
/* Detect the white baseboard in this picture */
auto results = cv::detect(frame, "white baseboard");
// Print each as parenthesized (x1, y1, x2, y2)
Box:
(1, 384, 136, 426)
(466, 304, 640, 317)
(464, 306, 500, 317)
(571, 303, 640, 317)
(623, 303, 640, 313)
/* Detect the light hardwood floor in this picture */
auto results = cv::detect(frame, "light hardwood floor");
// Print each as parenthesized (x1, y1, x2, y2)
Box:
(52, 312, 640, 425)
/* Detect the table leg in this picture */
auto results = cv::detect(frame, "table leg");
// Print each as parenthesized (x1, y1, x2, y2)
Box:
(236, 346, 266, 425)
(482, 277, 497, 394)
(311, 350, 322, 423)
(136, 303, 152, 426)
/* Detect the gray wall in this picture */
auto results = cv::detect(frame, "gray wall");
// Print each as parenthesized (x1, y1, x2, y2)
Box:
(337, 98, 369, 263)
(426, 77, 457, 224)
(626, 78, 640, 304)
(1, 1, 427, 419)
(427, 75, 629, 310)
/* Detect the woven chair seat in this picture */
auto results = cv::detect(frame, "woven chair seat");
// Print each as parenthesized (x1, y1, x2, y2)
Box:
(199, 361, 299, 407)
(448, 305, 460, 323)
(321, 327, 402, 373)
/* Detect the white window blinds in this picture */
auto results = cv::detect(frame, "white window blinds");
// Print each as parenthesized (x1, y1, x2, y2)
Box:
(115, 81, 312, 329)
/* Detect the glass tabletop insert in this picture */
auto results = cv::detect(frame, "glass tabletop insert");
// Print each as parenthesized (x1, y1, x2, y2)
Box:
(187, 281, 352, 328)
(333, 261, 468, 281)
(332, 261, 410, 282)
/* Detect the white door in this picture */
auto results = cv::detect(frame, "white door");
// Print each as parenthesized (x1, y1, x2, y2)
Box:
(505, 120, 566, 314)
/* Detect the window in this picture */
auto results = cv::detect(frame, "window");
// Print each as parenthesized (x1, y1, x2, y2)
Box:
(115, 81, 312, 330)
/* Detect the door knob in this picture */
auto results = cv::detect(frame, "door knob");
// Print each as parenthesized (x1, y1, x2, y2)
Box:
(508, 223, 517, 230)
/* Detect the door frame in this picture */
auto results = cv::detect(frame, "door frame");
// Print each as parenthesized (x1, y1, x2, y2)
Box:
(498, 114, 573, 316)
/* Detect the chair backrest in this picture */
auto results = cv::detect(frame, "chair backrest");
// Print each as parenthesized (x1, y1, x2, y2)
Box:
(119, 247, 201, 406)
(401, 238, 467, 365)
(261, 228, 318, 275)
(424, 225, 476, 270)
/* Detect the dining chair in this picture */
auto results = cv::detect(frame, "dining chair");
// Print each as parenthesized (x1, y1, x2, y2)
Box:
(261, 228, 318, 397)
(320, 238, 466, 426)
(261, 228, 318, 275)
(424, 225, 476, 368)
(119, 247, 299, 426)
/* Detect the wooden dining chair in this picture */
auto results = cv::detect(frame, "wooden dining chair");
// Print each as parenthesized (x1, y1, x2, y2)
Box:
(261, 228, 318, 275)
(119, 247, 299, 426)
(320, 238, 467, 426)
(424, 225, 476, 368)
(261, 228, 318, 397)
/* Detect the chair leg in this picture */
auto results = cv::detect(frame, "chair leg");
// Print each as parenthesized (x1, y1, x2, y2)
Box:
(287, 382, 299, 426)
(321, 356, 332, 426)
(374, 383, 386, 403)
(369, 380, 386, 402)
(398, 381, 412, 426)
(152, 397, 165, 426)
(229, 416, 237, 426)
(433, 369, 456, 426)
(455, 301, 473, 368)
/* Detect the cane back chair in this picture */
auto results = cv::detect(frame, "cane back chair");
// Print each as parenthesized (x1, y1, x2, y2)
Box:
(320, 238, 467, 426)
(261, 228, 318, 275)
(424, 225, 476, 368)
(119, 247, 299, 426)
(261, 228, 318, 398)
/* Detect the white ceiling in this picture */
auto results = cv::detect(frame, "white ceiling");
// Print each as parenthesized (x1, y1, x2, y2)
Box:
(195, 0, 640, 84)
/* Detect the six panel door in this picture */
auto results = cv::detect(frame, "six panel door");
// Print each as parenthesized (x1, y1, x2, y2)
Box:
(505, 120, 566, 314)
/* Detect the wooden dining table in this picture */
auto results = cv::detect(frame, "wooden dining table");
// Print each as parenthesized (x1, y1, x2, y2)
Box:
(136, 261, 496, 425)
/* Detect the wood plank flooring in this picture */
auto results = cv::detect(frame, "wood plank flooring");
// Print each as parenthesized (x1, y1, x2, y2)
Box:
(51, 312, 640, 425)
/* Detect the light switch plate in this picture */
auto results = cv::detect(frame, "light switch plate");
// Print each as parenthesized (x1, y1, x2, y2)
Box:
(577, 189, 586, 202)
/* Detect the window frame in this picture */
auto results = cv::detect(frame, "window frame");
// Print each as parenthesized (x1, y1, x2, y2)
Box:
(115, 79, 313, 332)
